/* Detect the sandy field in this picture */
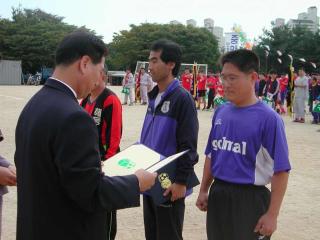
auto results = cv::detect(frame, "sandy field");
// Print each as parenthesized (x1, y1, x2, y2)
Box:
(0, 85, 319, 240)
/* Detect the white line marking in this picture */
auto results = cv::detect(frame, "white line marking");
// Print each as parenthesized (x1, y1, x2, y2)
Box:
(0, 94, 25, 100)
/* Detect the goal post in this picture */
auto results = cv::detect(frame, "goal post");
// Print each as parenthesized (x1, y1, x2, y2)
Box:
(133, 61, 208, 99)
(134, 61, 208, 79)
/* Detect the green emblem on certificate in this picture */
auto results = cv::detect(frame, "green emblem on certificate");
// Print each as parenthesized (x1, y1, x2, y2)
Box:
(118, 159, 136, 169)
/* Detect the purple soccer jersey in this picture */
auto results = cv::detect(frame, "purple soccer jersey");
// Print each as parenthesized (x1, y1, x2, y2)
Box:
(205, 101, 291, 185)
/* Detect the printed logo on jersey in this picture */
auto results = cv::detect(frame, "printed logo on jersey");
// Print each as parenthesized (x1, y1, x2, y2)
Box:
(161, 101, 170, 113)
(214, 118, 222, 126)
(212, 137, 247, 155)
(93, 107, 102, 125)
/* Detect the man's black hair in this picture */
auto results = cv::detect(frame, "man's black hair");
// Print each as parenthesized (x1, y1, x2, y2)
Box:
(220, 49, 260, 73)
(55, 31, 108, 66)
(150, 39, 182, 77)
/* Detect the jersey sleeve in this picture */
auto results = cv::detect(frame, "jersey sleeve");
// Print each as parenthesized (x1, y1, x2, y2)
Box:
(262, 113, 291, 173)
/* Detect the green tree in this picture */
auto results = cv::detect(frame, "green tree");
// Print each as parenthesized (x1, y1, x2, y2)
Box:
(0, 7, 96, 73)
(106, 23, 220, 72)
(253, 25, 320, 74)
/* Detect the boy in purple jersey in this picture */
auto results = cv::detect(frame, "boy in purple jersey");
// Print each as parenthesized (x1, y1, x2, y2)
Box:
(196, 49, 291, 240)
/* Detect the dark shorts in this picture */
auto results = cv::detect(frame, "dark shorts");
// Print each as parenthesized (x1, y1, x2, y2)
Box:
(143, 195, 185, 240)
(207, 179, 271, 240)
(197, 90, 206, 97)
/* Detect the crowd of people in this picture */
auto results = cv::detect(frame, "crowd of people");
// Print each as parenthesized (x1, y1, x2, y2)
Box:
(179, 67, 320, 125)
(122, 63, 320, 127)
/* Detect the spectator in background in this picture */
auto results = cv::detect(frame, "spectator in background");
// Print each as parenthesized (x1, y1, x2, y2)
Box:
(122, 68, 135, 106)
(293, 68, 309, 123)
(139, 67, 153, 105)
(196, 69, 207, 110)
(266, 70, 280, 110)
(309, 76, 320, 124)
(206, 72, 217, 110)
(279, 74, 289, 114)
(181, 68, 193, 93)
(0, 129, 16, 240)
(258, 73, 267, 98)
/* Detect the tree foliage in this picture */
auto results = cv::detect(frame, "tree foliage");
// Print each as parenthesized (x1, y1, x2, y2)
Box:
(253, 25, 320, 74)
(0, 7, 96, 73)
(106, 23, 220, 71)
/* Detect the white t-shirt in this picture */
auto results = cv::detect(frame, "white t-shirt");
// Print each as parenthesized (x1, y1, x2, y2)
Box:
(154, 92, 164, 109)
(295, 76, 308, 99)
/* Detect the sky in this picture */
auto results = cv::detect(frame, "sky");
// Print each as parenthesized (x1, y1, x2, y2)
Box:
(1, 0, 319, 43)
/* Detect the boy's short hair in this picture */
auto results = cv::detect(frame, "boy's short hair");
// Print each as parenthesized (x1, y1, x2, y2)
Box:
(220, 49, 259, 73)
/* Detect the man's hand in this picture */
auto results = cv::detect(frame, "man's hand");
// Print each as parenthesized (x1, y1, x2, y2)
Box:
(196, 191, 208, 211)
(0, 166, 16, 186)
(163, 183, 186, 202)
(254, 212, 277, 237)
(134, 169, 157, 192)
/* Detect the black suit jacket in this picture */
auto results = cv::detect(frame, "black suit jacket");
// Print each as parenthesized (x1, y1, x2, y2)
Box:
(15, 78, 140, 240)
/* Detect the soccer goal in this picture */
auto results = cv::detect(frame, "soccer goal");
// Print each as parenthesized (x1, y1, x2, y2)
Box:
(133, 61, 208, 100)
(134, 61, 208, 79)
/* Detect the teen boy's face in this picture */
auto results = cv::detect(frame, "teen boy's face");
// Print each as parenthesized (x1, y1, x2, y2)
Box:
(221, 62, 256, 105)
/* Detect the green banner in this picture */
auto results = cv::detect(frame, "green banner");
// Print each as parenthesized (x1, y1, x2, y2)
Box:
(313, 102, 320, 113)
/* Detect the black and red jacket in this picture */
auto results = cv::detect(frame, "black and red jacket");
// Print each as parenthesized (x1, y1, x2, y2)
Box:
(81, 88, 122, 160)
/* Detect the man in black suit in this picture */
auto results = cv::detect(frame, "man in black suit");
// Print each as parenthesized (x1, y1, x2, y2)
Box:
(14, 31, 156, 240)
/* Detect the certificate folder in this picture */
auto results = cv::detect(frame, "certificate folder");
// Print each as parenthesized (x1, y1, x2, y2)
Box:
(102, 144, 199, 205)
(102, 144, 161, 177)
(145, 157, 200, 205)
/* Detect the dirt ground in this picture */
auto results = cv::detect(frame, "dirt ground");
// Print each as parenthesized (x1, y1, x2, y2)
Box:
(0, 85, 319, 240)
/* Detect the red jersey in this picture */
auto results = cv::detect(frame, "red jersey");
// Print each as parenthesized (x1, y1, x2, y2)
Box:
(206, 76, 218, 90)
(81, 89, 122, 160)
(197, 74, 207, 90)
(216, 81, 224, 96)
(280, 77, 288, 92)
(181, 73, 193, 91)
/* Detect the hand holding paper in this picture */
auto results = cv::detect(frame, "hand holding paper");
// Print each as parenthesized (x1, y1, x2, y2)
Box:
(135, 169, 157, 192)
(163, 183, 186, 202)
